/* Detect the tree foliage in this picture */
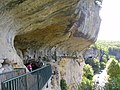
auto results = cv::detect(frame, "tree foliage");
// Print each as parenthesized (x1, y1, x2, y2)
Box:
(78, 76, 93, 90)
(102, 55, 107, 63)
(84, 40, 120, 89)
(100, 62, 106, 70)
(104, 76, 120, 89)
(77, 64, 94, 90)
(83, 64, 94, 80)
(85, 58, 100, 73)
(107, 58, 120, 77)
(60, 79, 67, 90)
(105, 58, 120, 89)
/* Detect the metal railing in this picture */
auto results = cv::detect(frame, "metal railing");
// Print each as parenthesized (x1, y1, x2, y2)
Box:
(0, 68, 26, 82)
(1, 65, 52, 90)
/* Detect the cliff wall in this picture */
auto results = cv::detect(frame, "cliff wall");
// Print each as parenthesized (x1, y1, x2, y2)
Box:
(0, 0, 101, 89)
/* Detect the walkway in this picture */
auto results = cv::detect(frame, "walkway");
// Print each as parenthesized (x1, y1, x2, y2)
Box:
(1, 65, 52, 90)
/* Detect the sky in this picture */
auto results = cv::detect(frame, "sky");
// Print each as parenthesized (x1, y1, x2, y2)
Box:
(97, 0, 120, 41)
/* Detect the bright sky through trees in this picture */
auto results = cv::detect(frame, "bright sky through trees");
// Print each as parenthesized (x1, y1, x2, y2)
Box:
(97, 0, 120, 41)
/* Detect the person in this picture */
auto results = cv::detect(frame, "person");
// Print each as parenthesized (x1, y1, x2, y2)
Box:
(27, 63, 32, 71)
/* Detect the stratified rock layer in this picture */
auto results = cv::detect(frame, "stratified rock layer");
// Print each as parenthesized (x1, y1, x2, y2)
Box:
(0, 0, 101, 66)
(0, 0, 101, 89)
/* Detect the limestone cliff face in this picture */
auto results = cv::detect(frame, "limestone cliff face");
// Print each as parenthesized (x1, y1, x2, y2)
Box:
(0, 0, 101, 66)
(0, 0, 101, 89)
(59, 58, 84, 90)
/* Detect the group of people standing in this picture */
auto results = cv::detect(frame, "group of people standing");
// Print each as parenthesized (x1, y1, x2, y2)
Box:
(26, 61, 44, 71)
(26, 63, 32, 71)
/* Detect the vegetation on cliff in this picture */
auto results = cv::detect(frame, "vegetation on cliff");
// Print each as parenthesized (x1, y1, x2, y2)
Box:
(82, 40, 120, 89)
(104, 58, 120, 89)
(60, 78, 67, 90)
(78, 64, 94, 90)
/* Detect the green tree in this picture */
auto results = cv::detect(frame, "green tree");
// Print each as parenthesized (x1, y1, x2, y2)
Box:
(102, 55, 107, 63)
(60, 78, 67, 90)
(85, 58, 100, 73)
(104, 76, 120, 89)
(103, 47, 109, 55)
(100, 62, 106, 70)
(77, 64, 94, 90)
(83, 64, 94, 80)
(107, 58, 120, 77)
(92, 58, 100, 73)
(108, 55, 116, 59)
(78, 76, 93, 90)
(104, 58, 120, 89)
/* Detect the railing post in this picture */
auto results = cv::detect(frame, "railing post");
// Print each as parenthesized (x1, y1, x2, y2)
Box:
(37, 71, 40, 90)
(25, 75, 27, 90)
(1, 82, 6, 90)
(1, 65, 52, 90)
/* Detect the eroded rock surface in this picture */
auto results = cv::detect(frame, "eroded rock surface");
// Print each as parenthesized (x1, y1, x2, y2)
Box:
(0, 0, 101, 67)
(0, 0, 101, 89)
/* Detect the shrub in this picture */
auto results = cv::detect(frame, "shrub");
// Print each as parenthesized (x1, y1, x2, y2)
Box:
(60, 78, 67, 90)
(78, 77, 93, 90)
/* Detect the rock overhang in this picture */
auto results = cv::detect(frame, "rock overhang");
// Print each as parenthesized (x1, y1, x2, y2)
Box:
(11, 0, 101, 51)
(0, 0, 101, 68)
